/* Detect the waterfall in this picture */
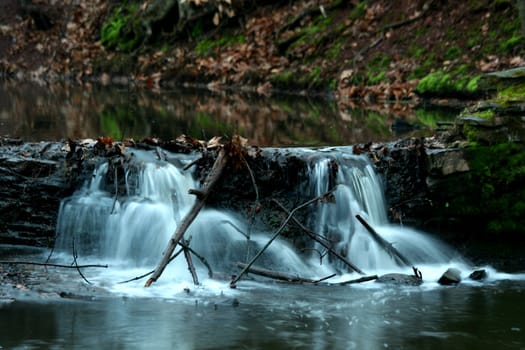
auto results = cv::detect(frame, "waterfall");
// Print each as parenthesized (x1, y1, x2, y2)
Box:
(54, 149, 328, 278)
(307, 147, 458, 272)
(55, 147, 461, 285)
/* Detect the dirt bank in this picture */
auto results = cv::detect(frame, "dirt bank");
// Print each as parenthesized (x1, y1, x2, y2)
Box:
(1, 0, 524, 102)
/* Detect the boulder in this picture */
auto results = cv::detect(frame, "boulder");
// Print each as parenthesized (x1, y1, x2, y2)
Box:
(469, 269, 488, 281)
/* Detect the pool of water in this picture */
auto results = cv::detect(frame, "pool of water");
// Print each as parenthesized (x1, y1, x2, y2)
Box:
(1, 247, 524, 350)
(1, 278, 524, 349)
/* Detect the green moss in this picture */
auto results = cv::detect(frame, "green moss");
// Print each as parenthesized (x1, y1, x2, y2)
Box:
(496, 83, 525, 104)
(444, 46, 462, 61)
(472, 109, 495, 119)
(326, 40, 343, 60)
(415, 71, 454, 95)
(365, 54, 390, 84)
(101, 2, 142, 52)
(269, 70, 294, 87)
(270, 67, 331, 91)
(415, 70, 481, 96)
(500, 34, 523, 54)
(459, 143, 525, 234)
(287, 15, 333, 56)
(195, 33, 245, 57)
(350, 1, 367, 20)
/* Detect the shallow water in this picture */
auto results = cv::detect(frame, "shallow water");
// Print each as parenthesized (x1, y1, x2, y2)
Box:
(1, 246, 525, 350)
(1, 267, 524, 350)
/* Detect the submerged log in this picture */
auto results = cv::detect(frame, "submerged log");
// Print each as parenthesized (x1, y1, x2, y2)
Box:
(145, 147, 229, 287)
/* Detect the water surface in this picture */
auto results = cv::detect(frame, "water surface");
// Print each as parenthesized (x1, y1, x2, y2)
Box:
(0, 82, 456, 146)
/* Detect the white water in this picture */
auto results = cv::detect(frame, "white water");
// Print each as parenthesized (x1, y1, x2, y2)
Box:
(307, 149, 463, 273)
(53, 147, 500, 298)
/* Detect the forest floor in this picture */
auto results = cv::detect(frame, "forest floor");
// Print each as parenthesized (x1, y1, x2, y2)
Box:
(0, 0, 524, 107)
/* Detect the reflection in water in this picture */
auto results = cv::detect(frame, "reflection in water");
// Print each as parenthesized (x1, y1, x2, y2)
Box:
(0, 82, 456, 146)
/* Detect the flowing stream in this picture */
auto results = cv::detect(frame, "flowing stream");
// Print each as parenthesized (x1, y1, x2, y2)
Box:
(2, 144, 525, 348)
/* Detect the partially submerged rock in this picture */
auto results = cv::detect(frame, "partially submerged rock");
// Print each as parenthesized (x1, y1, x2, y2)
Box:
(469, 269, 488, 281)
(438, 267, 462, 285)
(376, 273, 423, 286)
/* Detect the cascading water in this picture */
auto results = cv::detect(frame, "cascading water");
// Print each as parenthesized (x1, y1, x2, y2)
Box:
(54, 146, 467, 293)
(54, 149, 329, 285)
(307, 147, 462, 274)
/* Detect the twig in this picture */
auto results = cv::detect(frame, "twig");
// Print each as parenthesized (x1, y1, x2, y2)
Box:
(241, 153, 259, 262)
(355, 214, 411, 267)
(312, 273, 337, 284)
(236, 262, 335, 284)
(178, 241, 213, 278)
(232, 188, 337, 284)
(220, 220, 249, 239)
(111, 165, 119, 214)
(182, 239, 199, 285)
(0, 261, 108, 269)
(183, 157, 201, 171)
(272, 199, 365, 275)
(72, 239, 92, 285)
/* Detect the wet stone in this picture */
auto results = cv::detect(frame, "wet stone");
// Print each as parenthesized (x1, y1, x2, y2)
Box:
(438, 267, 462, 285)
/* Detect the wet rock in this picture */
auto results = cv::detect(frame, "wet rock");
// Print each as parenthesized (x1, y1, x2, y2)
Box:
(426, 149, 469, 176)
(469, 269, 487, 281)
(0, 140, 75, 246)
(438, 267, 461, 285)
(376, 273, 423, 286)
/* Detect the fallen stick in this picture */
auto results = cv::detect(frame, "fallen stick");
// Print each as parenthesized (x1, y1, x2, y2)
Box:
(273, 199, 365, 275)
(236, 262, 336, 284)
(182, 240, 199, 285)
(355, 214, 411, 267)
(336, 275, 378, 285)
(145, 148, 229, 287)
(0, 261, 108, 269)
